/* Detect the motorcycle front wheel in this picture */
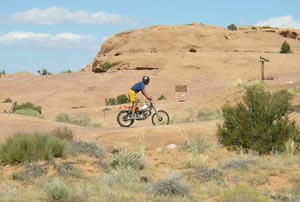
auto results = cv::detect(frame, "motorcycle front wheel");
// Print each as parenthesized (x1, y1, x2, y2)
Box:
(151, 110, 170, 125)
(117, 110, 134, 127)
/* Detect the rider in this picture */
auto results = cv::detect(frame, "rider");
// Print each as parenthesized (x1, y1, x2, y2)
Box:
(128, 76, 152, 118)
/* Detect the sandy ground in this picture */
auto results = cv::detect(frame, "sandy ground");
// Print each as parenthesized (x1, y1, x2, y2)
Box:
(1, 23, 300, 150)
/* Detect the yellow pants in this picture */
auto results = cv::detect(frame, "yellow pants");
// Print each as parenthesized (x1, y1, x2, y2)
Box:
(128, 90, 137, 102)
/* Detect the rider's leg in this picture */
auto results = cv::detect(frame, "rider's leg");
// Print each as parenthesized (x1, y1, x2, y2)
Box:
(131, 101, 137, 114)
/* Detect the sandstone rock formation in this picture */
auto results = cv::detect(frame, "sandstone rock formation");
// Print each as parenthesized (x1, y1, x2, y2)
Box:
(86, 23, 300, 77)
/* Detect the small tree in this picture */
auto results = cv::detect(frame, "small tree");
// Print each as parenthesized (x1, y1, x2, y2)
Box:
(217, 84, 300, 154)
(227, 24, 237, 31)
(0, 70, 6, 77)
(280, 40, 291, 53)
(37, 68, 52, 76)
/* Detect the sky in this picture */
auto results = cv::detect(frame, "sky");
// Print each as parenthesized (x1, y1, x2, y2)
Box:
(1, 1, 300, 74)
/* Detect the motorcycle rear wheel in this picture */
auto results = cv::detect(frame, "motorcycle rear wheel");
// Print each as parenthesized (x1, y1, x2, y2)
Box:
(117, 110, 134, 127)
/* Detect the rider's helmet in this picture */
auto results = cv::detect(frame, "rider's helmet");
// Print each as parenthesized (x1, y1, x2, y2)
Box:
(142, 76, 150, 85)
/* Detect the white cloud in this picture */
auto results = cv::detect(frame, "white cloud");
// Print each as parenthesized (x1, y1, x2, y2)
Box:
(1, 6, 133, 25)
(0, 31, 101, 50)
(255, 15, 300, 29)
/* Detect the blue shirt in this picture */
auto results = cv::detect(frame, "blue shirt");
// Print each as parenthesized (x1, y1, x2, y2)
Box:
(131, 81, 145, 93)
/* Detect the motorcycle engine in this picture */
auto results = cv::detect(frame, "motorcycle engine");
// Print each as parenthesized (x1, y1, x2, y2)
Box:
(136, 111, 149, 120)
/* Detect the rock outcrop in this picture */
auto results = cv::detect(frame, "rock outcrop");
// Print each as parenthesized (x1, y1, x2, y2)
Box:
(86, 23, 300, 75)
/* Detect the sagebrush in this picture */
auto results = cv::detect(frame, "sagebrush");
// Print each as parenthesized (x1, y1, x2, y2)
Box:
(217, 84, 300, 154)
(0, 132, 66, 165)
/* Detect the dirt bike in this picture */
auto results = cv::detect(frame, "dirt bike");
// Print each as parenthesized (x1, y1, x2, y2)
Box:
(117, 100, 170, 127)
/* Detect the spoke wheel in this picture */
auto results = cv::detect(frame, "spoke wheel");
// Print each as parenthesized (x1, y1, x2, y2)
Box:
(117, 110, 134, 127)
(151, 110, 169, 125)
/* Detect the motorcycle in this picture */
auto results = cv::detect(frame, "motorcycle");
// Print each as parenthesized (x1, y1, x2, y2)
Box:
(117, 100, 170, 127)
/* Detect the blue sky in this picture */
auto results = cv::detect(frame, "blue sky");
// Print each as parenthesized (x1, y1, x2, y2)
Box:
(1, 0, 300, 74)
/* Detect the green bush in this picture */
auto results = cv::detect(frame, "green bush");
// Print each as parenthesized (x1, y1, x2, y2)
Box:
(197, 109, 222, 121)
(45, 180, 69, 202)
(14, 108, 43, 118)
(0, 70, 6, 77)
(105, 97, 117, 106)
(109, 150, 144, 170)
(105, 94, 131, 106)
(37, 68, 52, 76)
(55, 113, 101, 127)
(10, 102, 42, 114)
(227, 24, 237, 31)
(51, 127, 74, 141)
(117, 94, 130, 104)
(280, 40, 291, 53)
(217, 84, 300, 154)
(62, 70, 72, 74)
(0, 132, 66, 165)
(101, 62, 112, 71)
(157, 94, 167, 101)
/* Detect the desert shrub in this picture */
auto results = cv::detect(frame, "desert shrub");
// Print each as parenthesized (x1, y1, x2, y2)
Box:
(217, 84, 300, 154)
(279, 30, 298, 39)
(193, 168, 225, 185)
(105, 97, 117, 106)
(10, 101, 42, 114)
(109, 150, 144, 170)
(45, 179, 69, 202)
(54, 162, 83, 178)
(181, 138, 212, 154)
(197, 109, 222, 121)
(65, 141, 106, 159)
(12, 162, 48, 181)
(280, 40, 291, 53)
(105, 94, 131, 106)
(71, 113, 91, 126)
(14, 108, 43, 118)
(101, 62, 112, 71)
(51, 127, 73, 141)
(158, 94, 167, 101)
(223, 156, 256, 170)
(0, 70, 6, 77)
(55, 113, 71, 123)
(62, 70, 72, 74)
(103, 168, 137, 186)
(147, 172, 189, 197)
(0, 132, 66, 165)
(223, 185, 267, 202)
(117, 94, 130, 104)
(55, 113, 100, 127)
(227, 24, 237, 31)
(37, 68, 52, 76)
(2, 98, 12, 103)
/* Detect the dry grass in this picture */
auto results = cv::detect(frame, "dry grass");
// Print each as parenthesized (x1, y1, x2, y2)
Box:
(0, 131, 299, 202)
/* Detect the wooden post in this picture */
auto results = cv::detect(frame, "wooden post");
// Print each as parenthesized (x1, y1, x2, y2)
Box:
(261, 61, 265, 80)
(260, 56, 269, 80)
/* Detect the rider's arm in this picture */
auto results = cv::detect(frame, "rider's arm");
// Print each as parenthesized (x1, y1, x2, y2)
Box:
(141, 89, 151, 100)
